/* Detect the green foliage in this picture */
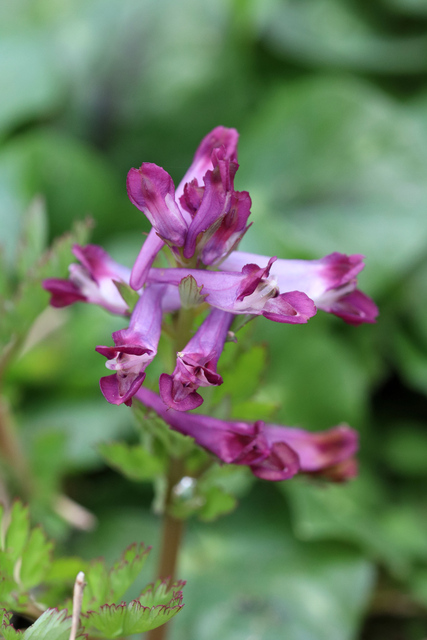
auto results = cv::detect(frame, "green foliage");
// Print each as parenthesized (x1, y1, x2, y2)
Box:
(0, 503, 184, 637)
(0, 502, 53, 612)
(3, 0, 427, 636)
(86, 586, 184, 637)
(178, 276, 208, 309)
(0, 608, 75, 640)
(112, 281, 137, 314)
(0, 204, 92, 357)
(99, 441, 166, 481)
(81, 543, 151, 610)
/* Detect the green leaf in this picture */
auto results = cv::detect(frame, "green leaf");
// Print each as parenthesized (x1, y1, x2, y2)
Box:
(133, 403, 195, 459)
(214, 344, 267, 405)
(4, 502, 29, 562)
(16, 196, 48, 280)
(81, 559, 110, 611)
(109, 543, 151, 603)
(22, 609, 74, 640)
(19, 527, 54, 590)
(282, 475, 417, 577)
(139, 579, 186, 608)
(0, 36, 64, 140)
(87, 594, 184, 637)
(0, 218, 92, 353)
(197, 486, 237, 522)
(99, 441, 165, 482)
(262, 0, 427, 74)
(178, 275, 208, 308)
(112, 281, 137, 314)
(0, 608, 18, 640)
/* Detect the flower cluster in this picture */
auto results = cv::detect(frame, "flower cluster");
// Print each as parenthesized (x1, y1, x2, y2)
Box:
(43, 126, 378, 481)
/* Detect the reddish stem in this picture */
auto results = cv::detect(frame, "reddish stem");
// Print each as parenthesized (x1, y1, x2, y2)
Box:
(146, 459, 185, 640)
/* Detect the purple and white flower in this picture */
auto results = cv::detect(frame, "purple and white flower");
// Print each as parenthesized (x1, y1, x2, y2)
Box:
(127, 126, 248, 289)
(96, 285, 165, 406)
(43, 244, 131, 315)
(159, 308, 233, 411)
(221, 251, 378, 325)
(147, 258, 316, 324)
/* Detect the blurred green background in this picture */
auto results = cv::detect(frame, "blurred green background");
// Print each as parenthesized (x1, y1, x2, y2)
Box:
(2, 0, 427, 638)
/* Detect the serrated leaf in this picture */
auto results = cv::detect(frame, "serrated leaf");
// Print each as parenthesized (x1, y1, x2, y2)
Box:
(87, 596, 184, 637)
(85, 603, 128, 637)
(178, 275, 208, 308)
(16, 196, 48, 279)
(99, 442, 165, 482)
(81, 559, 110, 611)
(20, 527, 54, 590)
(112, 281, 137, 314)
(4, 502, 29, 562)
(22, 609, 73, 640)
(109, 543, 151, 603)
(139, 579, 186, 608)
(0, 608, 18, 640)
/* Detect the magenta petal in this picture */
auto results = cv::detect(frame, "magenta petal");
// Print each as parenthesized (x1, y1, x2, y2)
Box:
(183, 152, 238, 259)
(127, 163, 187, 246)
(264, 424, 358, 473)
(43, 278, 87, 307)
(176, 126, 239, 201)
(130, 229, 166, 290)
(100, 372, 146, 406)
(201, 190, 252, 266)
(71, 244, 129, 283)
(250, 442, 300, 481)
(135, 388, 358, 482)
(262, 291, 317, 324)
(328, 290, 379, 325)
(159, 373, 204, 411)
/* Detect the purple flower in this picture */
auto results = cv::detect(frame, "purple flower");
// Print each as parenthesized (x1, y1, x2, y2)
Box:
(43, 244, 131, 315)
(127, 126, 241, 289)
(182, 147, 251, 263)
(95, 285, 165, 406)
(159, 308, 233, 411)
(147, 258, 316, 324)
(135, 388, 359, 482)
(127, 163, 188, 248)
(222, 251, 378, 325)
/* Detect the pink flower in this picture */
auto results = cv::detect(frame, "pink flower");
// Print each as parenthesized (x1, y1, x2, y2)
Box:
(136, 388, 358, 482)
(147, 258, 316, 324)
(43, 244, 130, 315)
(96, 285, 166, 406)
(159, 308, 233, 411)
(127, 126, 249, 289)
(221, 251, 378, 325)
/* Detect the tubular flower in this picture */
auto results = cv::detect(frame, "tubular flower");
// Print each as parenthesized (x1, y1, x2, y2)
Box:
(43, 244, 131, 315)
(159, 308, 233, 412)
(95, 285, 166, 406)
(127, 126, 249, 289)
(136, 388, 358, 482)
(221, 251, 378, 325)
(147, 258, 316, 324)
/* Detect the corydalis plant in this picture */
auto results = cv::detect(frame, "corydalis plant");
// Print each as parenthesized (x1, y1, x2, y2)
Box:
(44, 125, 377, 427)
(43, 125, 378, 640)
